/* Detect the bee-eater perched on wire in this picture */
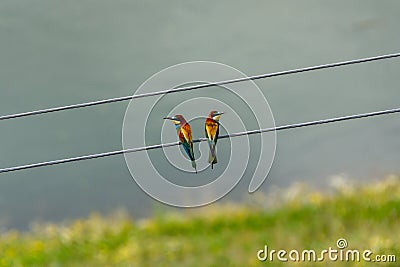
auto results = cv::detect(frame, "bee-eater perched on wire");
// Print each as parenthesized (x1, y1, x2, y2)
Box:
(205, 111, 224, 169)
(164, 115, 197, 173)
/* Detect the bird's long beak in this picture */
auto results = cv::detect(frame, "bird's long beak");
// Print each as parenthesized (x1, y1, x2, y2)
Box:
(163, 117, 173, 120)
(218, 112, 224, 115)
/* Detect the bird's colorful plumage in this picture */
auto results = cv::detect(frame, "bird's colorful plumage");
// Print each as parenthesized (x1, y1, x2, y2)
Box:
(164, 114, 197, 173)
(205, 110, 223, 169)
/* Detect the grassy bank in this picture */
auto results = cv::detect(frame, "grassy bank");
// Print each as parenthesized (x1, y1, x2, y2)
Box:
(0, 176, 399, 267)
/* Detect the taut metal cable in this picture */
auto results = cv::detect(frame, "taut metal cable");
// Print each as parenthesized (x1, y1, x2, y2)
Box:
(0, 52, 400, 121)
(0, 107, 399, 174)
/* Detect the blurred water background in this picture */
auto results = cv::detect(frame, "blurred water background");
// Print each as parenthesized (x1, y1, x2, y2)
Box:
(0, 0, 399, 230)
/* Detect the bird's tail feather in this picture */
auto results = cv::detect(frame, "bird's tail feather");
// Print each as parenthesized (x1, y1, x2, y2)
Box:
(208, 148, 217, 168)
(192, 160, 197, 173)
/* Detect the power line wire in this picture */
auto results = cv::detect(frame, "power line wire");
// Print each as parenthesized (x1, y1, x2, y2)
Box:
(1, 52, 399, 121)
(0, 107, 399, 174)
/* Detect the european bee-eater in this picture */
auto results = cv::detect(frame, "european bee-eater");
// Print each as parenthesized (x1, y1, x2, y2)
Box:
(164, 115, 197, 173)
(205, 111, 224, 169)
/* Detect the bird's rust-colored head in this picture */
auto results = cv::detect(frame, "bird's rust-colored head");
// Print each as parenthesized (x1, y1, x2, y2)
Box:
(163, 114, 187, 126)
(208, 110, 224, 121)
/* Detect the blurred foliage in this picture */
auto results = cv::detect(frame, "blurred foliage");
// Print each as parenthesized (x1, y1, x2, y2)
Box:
(0, 175, 399, 267)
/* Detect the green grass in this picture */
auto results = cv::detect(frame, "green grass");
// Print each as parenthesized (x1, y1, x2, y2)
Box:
(1, 176, 399, 267)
